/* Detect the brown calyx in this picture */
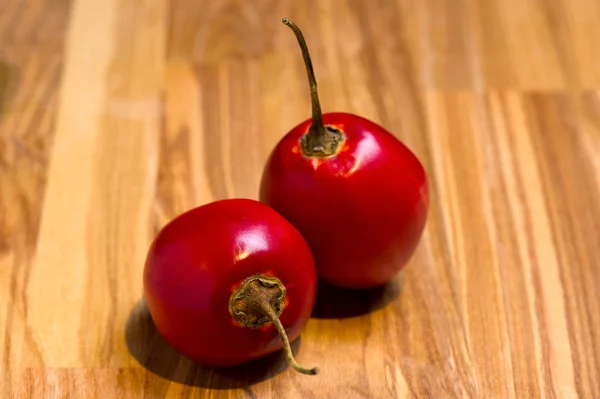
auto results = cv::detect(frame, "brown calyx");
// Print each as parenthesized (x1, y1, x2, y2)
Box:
(301, 124, 345, 158)
(229, 274, 319, 375)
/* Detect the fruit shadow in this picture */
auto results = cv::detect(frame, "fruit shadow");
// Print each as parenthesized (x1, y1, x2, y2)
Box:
(125, 298, 297, 389)
(311, 273, 404, 319)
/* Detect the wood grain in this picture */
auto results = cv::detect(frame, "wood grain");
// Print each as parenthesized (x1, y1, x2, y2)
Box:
(1, 0, 599, 398)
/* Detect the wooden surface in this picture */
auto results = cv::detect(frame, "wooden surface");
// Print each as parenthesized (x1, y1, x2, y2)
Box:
(1, 0, 599, 398)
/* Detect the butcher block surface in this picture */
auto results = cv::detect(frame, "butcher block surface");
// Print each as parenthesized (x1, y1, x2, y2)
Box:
(1, 0, 600, 398)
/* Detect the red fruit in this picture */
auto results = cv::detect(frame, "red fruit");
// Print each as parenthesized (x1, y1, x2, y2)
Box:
(259, 19, 429, 289)
(143, 198, 318, 374)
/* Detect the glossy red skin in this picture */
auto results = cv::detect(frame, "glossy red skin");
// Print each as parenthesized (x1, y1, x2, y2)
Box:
(260, 112, 429, 289)
(143, 198, 317, 367)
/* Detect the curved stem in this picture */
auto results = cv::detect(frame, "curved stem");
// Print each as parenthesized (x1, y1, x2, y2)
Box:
(282, 17, 325, 137)
(229, 275, 319, 375)
(258, 299, 319, 375)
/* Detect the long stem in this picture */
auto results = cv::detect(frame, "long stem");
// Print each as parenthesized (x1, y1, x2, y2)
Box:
(258, 299, 319, 375)
(282, 17, 325, 137)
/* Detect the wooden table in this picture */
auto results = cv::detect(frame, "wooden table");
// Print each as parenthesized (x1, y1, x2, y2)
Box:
(1, 0, 599, 398)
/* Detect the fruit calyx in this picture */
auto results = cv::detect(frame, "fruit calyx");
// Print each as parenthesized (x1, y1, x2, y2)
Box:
(282, 17, 345, 158)
(229, 274, 319, 375)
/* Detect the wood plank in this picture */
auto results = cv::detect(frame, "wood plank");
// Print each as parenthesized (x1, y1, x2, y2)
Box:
(22, 0, 165, 368)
